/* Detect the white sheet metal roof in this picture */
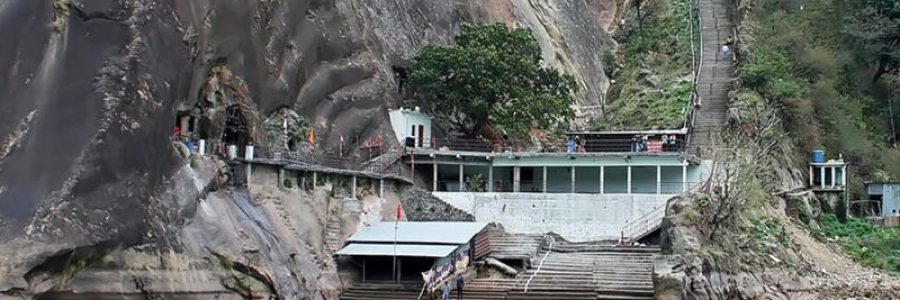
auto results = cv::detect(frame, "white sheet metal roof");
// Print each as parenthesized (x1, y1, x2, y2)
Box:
(336, 243, 458, 258)
(347, 222, 488, 245)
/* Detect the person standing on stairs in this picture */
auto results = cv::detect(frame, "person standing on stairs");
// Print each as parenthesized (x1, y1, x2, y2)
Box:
(441, 281, 450, 300)
(456, 275, 465, 300)
(724, 36, 735, 62)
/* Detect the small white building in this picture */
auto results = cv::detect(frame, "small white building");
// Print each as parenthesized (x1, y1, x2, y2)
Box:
(389, 107, 432, 148)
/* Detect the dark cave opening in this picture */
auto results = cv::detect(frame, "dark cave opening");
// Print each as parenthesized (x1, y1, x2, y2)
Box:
(223, 105, 250, 147)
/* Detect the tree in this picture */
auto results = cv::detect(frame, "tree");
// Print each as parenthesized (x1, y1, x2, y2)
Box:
(843, 0, 900, 82)
(409, 23, 576, 138)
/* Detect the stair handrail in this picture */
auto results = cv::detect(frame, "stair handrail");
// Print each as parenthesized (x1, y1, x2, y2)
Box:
(685, 0, 704, 148)
(621, 204, 667, 242)
(621, 181, 708, 242)
(523, 235, 555, 293)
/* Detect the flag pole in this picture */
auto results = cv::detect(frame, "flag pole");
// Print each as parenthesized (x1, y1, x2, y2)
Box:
(393, 203, 401, 283)
(393, 218, 398, 283)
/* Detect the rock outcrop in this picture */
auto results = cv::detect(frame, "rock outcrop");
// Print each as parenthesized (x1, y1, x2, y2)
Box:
(0, 0, 617, 297)
(654, 194, 900, 300)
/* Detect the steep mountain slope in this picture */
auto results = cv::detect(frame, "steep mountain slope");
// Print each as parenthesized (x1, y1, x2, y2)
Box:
(0, 0, 616, 297)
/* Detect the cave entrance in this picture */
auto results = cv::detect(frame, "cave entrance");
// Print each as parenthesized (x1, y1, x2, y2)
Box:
(222, 105, 250, 147)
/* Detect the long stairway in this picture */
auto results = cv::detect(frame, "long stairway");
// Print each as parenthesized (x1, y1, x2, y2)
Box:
(508, 247, 658, 300)
(689, 0, 735, 155)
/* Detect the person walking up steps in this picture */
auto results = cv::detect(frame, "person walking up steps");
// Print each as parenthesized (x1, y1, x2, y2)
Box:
(456, 276, 465, 300)
(721, 44, 730, 62)
(724, 36, 734, 62)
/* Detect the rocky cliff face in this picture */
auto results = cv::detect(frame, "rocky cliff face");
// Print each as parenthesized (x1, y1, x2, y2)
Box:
(0, 0, 616, 297)
(654, 194, 900, 300)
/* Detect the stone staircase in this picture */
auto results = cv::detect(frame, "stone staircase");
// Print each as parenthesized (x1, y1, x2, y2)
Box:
(339, 244, 659, 300)
(507, 247, 658, 300)
(324, 200, 345, 255)
(489, 233, 544, 260)
(689, 0, 735, 156)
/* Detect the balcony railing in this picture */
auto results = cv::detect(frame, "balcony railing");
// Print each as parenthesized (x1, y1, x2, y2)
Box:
(429, 137, 685, 154)
(205, 142, 410, 178)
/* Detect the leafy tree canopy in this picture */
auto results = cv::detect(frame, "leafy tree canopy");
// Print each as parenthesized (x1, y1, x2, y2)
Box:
(843, 0, 900, 81)
(409, 23, 576, 138)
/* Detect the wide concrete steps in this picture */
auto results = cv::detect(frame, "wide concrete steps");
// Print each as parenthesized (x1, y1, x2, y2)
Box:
(490, 234, 544, 260)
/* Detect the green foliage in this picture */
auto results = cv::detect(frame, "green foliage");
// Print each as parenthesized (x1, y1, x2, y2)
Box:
(264, 108, 308, 149)
(749, 217, 793, 248)
(602, 0, 697, 129)
(51, 0, 70, 32)
(410, 23, 576, 138)
(65, 258, 87, 277)
(737, 0, 900, 187)
(190, 155, 200, 169)
(817, 214, 900, 274)
(283, 178, 293, 189)
(465, 174, 485, 192)
(217, 255, 234, 270)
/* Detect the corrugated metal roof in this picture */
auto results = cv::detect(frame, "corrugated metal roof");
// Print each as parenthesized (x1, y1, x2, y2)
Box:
(336, 243, 457, 257)
(347, 222, 488, 245)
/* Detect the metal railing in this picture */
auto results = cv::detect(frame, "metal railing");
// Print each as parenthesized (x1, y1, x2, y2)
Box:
(685, 0, 703, 148)
(208, 142, 410, 178)
(620, 205, 667, 243)
(431, 137, 685, 154)
(524, 235, 555, 293)
(619, 180, 707, 242)
(433, 180, 701, 195)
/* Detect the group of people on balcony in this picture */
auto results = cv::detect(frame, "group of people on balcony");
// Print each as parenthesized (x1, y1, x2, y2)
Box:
(565, 136, 587, 153)
(631, 135, 679, 153)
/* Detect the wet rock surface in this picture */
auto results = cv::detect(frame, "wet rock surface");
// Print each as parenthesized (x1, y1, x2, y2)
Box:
(0, 0, 616, 297)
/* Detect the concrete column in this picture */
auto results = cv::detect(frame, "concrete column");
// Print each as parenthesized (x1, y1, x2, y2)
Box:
(820, 166, 826, 189)
(432, 162, 438, 192)
(542, 166, 548, 193)
(487, 167, 494, 192)
(600, 166, 605, 194)
(656, 165, 662, 194)
(277, 167, 285, 188)
(627, 165, 632, 194)
(682, 164, 688, 192)
(809, 165, 814, 187)
(312, 171, 318, 190)
(513, 166, 521, 193)
(570, 166, 576, 193)
(301, 175, 306, 190)
(351, 176, 357, 199)
(379, 179, 385, 198)
(245, 163, 252, 185)
(831, 166, 837, 188)
(458, 164, 465, 192)
(842, 165, 847, 187)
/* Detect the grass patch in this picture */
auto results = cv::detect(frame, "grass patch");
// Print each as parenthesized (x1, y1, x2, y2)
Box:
(817, 214, 900, 275)
(600, 0, 697, 130)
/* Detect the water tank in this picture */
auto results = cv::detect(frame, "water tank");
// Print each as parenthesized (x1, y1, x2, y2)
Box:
(812, 149, 825, 164)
